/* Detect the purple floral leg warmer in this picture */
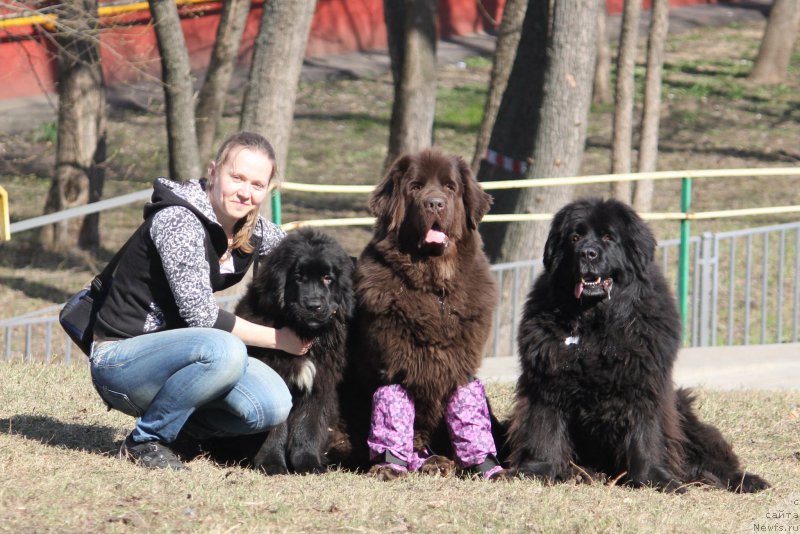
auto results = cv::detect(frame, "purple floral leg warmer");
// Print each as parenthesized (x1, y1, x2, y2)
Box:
(367, 384, 427, 472)
(446, 379, 503, 478)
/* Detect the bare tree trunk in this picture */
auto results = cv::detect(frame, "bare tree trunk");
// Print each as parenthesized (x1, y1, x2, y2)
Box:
(478, 0, 550, 263)
(593, 0, 612, 105)
(240, 0, 317, 178)
(633, 0, 669, 213)
(477, 0, 597, 356)
(195, 0, 252, 160)
(494, 0, 597, 264)
(471, 0, 528, 172)
(748, 0, 800, 84)
(149, 0, 201, 182)
(41, 0, 106, 252)
(383, 0, 438, 169)
(610, 0, 640, 202)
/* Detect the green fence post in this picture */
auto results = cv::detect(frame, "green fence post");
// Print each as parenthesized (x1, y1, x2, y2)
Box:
(271, 189, 281, 226)
(678, 177, 691, 344)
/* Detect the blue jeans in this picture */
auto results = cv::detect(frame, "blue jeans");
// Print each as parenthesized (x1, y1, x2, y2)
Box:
(89, 328, 292, 444)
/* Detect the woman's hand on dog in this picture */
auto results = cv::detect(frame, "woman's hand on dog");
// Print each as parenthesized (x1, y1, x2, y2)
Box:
(275, 327, 313, 356)
(231, 317, 312, 355)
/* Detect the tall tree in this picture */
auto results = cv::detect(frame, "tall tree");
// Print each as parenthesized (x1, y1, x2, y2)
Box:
(593, 0, 612, 105)
(481, 0, 598, 264)
(633, 0, 669, 213)
(383, 0, 438, 168)
(149, 0, 202, 182)
(476, 0, 549, 264)
(240, 0, 317, 179)
(477, 0, 597, 356)
(41, 0, 106, 251)
(610, 0, 641, 203)
(748, 0, 800, 84)
(471, 0, 528, 172)
(195, 0, 252, 160)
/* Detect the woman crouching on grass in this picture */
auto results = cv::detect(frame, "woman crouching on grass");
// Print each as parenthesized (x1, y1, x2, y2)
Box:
(89, 131, 310, 470)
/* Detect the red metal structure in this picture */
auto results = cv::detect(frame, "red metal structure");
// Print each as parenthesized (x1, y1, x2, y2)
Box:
(0, 0, 715, 101)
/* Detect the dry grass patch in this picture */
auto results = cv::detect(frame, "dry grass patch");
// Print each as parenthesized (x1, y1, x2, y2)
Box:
(1, 362, 798, 532)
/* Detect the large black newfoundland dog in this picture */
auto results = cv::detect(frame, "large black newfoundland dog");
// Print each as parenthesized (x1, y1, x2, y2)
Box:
(507, 198, 769, 493)
(209, 228, 354, 474)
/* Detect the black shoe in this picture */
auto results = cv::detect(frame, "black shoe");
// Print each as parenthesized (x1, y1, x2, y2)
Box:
(119, 434, 188, 471)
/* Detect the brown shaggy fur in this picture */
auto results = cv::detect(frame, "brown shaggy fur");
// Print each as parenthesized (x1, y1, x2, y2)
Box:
(344, 149, 497, 461)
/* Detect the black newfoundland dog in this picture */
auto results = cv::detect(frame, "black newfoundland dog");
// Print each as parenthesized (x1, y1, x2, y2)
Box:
(209, 228, 354, 474)
(507, 198, 769, 493)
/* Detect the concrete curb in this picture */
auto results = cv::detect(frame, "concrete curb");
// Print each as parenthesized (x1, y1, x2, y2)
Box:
(478, 343, 800, 390)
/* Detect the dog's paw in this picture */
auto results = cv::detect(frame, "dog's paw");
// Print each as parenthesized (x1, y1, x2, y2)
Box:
(733, 472, 771, 493)
(368, 463, 408, 481)
(484, 467, 511, 481)
(291, 452, 326, 475)
(257, 463, 289, 476)
(658, 479, 689, 494)
(514, 460, 561, 484)
(419, 455, 456, 477)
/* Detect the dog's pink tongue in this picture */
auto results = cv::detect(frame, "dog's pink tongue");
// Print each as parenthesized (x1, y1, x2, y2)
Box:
(425, 229, 447, 244)
(574, 282, 584, 299)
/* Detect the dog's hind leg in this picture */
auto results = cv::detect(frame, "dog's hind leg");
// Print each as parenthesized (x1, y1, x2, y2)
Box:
(623, 416, 685, 493)
(252, 422, 290, 475)
(676, 388, 770, 493)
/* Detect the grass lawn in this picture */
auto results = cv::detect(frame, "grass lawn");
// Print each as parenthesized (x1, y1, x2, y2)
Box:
(1, 362, 798, 532)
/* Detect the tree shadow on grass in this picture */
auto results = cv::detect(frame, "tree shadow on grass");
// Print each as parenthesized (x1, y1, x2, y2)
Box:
(0, 414, 120, 455)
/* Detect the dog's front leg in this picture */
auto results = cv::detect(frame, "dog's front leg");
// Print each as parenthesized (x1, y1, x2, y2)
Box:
(507, 397, 572, 482)
(252, 422, 290, 475)
(286, 394, 327, 474)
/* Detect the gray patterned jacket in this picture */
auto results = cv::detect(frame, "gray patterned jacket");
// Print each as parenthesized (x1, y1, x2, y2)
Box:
(93, 178, 285, 340)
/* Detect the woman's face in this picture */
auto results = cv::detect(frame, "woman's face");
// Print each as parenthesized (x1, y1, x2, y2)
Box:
(207, 147, 274, 233)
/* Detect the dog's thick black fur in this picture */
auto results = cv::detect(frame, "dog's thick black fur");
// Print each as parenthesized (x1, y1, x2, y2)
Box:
(506, 198, 770, 493)
(206, 228, 354, 474)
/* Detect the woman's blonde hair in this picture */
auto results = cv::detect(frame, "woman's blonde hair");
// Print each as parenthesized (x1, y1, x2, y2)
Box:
(208, 131, 279, 254)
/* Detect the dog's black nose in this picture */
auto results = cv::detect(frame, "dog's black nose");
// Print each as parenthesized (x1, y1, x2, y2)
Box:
(581, 246, 599, 261)
(304, 299, 323, 312)
(426, 197, 445, 212)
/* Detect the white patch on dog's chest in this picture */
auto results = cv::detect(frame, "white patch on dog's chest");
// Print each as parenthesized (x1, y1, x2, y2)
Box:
(564, 335, 580, 346)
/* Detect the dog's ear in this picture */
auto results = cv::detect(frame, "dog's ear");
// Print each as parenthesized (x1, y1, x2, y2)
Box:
(456, 155, 492, 230)
(618, 203, 656, 276)
(369, 154, 412, 234)
(543, 204, 570, 273)
(334, 254, 356, 320)
(252, 240, 295, 313)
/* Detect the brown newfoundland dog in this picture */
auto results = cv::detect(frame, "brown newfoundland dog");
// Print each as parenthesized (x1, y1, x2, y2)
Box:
(343, 149, 501, 479)
(507, 198, 770, 492)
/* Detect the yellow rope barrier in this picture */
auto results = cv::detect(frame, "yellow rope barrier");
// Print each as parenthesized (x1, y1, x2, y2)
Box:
(277, 167, 800, 230)
(281, 183, 374, 194)
(478, 166, 800, 190)
(278, 166, 800, 194)
(0, 0, 216, 29)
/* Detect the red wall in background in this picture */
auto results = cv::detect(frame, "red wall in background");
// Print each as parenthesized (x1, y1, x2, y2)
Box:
(0, 0, 711, 101)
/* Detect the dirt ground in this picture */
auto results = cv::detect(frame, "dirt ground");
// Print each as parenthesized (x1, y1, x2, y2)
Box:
(0, 10, 799, 318)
